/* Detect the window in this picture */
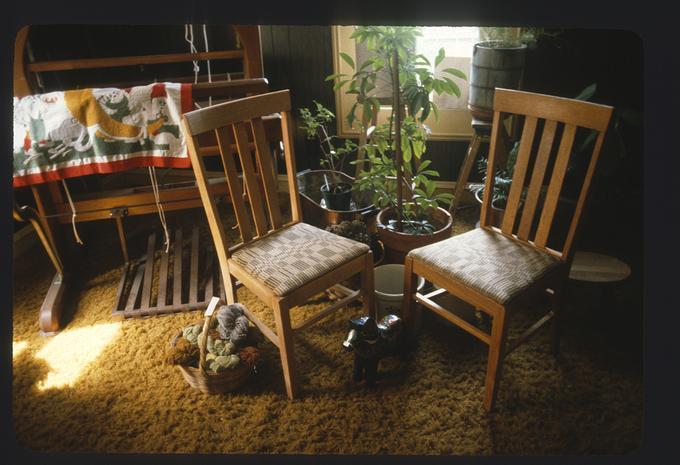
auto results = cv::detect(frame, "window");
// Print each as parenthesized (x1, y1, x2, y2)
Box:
(331, 26, 481, 141)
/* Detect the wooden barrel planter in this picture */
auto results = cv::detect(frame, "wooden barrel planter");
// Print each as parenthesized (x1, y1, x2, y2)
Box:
(377, 206, 453, 265)
(468, 40, 527, 121)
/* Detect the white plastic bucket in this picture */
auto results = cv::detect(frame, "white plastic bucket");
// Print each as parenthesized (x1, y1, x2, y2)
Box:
(374, 264, 425, 318)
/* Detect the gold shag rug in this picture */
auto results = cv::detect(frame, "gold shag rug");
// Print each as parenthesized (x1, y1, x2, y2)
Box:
(12, 206, 642, 455)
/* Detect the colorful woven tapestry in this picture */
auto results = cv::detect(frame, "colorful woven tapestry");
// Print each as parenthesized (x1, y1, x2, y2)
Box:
(12, 82, 193, 187)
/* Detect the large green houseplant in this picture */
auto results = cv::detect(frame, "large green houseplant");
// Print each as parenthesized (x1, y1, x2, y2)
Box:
(327, 26, 467, 263)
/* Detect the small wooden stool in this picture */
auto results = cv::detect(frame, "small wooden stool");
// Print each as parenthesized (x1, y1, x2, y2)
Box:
(569, 251, 631, 283)
(568, 251, 632, 312)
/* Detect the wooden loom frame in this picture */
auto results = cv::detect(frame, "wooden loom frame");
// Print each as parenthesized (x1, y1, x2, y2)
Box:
(12, 25, 269, 334)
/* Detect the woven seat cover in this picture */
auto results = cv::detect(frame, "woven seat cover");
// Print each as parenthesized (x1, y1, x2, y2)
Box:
(408, 228, 560, 304)
(230, 222, 369, 297)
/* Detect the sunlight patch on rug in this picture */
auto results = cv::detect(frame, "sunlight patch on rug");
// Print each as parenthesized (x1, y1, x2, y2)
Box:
(13, 340, 28, 359)
(35, 322, 121, 390)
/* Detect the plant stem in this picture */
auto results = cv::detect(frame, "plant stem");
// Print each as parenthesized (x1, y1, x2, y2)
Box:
(392, 46, 403, 232)
(316, 125, 339, 185)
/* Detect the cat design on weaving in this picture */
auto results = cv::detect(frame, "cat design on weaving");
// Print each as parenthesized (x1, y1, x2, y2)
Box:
(12, 82, 192, 187)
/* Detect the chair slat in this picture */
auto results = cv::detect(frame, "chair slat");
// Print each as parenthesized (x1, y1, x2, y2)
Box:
(281, 110, 302, 222)
(533, 124, 577, 249)
(501, 116, 537, 235)
(233, 122, 269, 236)
(215, 126, 253, 243)
(480, 110, 503, 228)
(251, 117, 283, 229)
(517, 119, 558, 241)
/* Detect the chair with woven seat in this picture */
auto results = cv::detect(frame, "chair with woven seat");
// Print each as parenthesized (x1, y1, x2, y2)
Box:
(181, 89, 375, 399)
(403, 88, 613, 411)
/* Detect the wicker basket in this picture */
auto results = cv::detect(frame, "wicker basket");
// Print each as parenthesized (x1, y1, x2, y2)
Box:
(171, 311, 255, 394)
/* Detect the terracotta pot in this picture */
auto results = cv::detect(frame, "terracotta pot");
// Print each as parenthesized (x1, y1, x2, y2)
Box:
(376, 206, 453, 265)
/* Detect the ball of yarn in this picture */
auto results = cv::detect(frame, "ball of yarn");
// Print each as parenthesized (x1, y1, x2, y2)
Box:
(216, 303, 250, 345)
(182, 324, 202, 345)
(166, 336, 199, 366)
(207, 354, 240, 372)
(238, 346, 261, 366)
(208, 337, 236, 357)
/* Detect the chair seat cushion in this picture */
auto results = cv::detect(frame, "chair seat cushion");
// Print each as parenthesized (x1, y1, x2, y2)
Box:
(229, 222, 370, 297)
(408, 228, 561, 304)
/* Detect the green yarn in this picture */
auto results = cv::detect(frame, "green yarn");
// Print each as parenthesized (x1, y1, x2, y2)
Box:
(206, 354, 240, 372)
(209, 338, 236, 357)
(182, 324, 202, 345)
(182, 323, 240, 372)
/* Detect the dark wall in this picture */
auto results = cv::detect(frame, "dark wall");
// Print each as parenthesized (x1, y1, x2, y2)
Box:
(259, 25, 337, 173)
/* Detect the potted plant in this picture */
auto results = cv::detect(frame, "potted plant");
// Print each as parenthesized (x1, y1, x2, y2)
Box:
(327, 26, 467, 263)
(299, 101, 358, 211)
(471, 141, 518, 228)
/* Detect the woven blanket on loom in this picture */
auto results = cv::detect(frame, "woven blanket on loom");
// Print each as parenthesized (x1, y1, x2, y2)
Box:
(12, 82, 193, 187)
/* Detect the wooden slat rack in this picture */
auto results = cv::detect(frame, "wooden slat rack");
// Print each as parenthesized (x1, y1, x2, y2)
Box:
(113, 225, 224, 319)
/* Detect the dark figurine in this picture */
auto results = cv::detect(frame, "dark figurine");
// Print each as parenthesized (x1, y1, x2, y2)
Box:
(342, 314, 403, 386)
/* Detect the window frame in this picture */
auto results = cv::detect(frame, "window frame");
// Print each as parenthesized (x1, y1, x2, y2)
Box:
(331, 25, 474, 141)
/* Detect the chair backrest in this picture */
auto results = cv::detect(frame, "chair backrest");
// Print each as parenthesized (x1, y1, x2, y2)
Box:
(182, 90, 301, 261)
(481, 88, 614, 262)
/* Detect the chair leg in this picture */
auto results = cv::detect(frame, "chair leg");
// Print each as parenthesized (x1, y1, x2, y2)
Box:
(402, 256, 419, 335)
(273, 301, 299, 399)
(550, 287, 563, 356)
(361, 252, 376, 319)
(484, 307, 508, 412)
(224, 274, 239, 305)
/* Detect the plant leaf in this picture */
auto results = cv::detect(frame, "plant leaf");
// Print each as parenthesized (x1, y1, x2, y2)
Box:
(333, 79, 350, 91)
(325, 73, 346, 81)
(574, 83, 597, 101)
(339, 52, 355, 69)
(442, 68, 467, 80)
(443, 77, 461, 97)
(435, 48, 446, 68)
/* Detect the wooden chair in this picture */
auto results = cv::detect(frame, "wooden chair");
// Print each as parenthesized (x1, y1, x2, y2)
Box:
(182, 89, 376, 399)
(402, 88, 613, 411)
